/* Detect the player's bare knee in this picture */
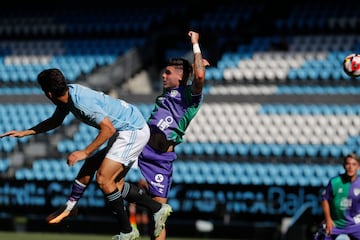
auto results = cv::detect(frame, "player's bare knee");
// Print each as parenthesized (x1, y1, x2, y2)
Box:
(95, 172, 107, 189)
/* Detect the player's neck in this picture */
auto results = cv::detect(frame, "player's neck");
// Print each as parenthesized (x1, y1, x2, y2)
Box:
(56, 90, 69, 103)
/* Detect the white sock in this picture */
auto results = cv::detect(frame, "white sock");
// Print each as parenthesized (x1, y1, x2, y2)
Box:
(66, 200, 77, 211)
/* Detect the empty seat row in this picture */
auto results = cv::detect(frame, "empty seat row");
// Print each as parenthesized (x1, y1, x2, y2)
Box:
(176, 143, 357, 159)
(207, 34, 358, 83)
(0, 103, 74, 153)
(208, 85, 360, 95)
(0, 38, 144, 83)
(14, 159, 343, 187)
(173, 161, 343, 186)
(219, 51, 350, 83)
(51, 102, 360, 159)
(3, 83, 356, 96)
(3, 102, 360, 159)
(0, 7, 165, 37)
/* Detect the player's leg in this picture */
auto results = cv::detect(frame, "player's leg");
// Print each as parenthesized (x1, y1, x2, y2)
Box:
(120, 182, 172, 239)
(152, 196, 171, 240)
(97, 158, 139, 239)
(114, 159, 171, 238)
(108, 127, 150, 240)
(46, 148, 106, 224)
(119, 180, 172, 236)
(135, 192, 150, 236)
(137, 147, 174, 239)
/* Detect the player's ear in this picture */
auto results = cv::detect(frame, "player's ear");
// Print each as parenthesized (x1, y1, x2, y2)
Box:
(45, 91, 53, 98)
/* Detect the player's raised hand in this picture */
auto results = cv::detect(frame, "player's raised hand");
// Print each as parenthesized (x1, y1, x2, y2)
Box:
(188, 31, 199, 44)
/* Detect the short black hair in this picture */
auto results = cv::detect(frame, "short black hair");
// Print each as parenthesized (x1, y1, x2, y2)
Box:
(167, 58, 193, 85)
(37, 68, 68, 97)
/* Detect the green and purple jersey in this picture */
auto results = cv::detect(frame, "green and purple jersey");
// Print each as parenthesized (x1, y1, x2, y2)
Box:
(322, 174, 360, 228)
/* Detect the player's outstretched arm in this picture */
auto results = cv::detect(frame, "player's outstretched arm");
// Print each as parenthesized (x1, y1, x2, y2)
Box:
(1, 107, 68, 139)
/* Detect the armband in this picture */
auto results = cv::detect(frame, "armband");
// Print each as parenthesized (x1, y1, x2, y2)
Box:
(193, 43, 201, 54)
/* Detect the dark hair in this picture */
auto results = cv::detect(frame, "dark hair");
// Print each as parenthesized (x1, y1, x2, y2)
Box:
(167, 58, 192, 85)
(37, 68, 68, 97)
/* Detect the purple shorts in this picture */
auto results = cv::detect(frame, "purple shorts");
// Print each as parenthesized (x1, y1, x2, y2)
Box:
(324, 224, 360, 240)
(138, 144, 176, 198)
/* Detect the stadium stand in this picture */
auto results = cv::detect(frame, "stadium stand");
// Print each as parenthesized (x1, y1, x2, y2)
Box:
(1, 0, 360, 239)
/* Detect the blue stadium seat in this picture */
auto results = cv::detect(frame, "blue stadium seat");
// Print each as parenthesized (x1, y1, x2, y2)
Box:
(0, 158, 10, 173)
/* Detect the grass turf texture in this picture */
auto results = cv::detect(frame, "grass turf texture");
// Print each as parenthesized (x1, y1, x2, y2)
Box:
(0, 231, 234, 240)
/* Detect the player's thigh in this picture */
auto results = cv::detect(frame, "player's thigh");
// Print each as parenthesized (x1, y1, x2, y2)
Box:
(77, 149, 106, 178)
(97, 157, 124, 183)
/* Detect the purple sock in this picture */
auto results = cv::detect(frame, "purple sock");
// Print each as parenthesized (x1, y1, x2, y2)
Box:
(69, 179, 87, 202)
